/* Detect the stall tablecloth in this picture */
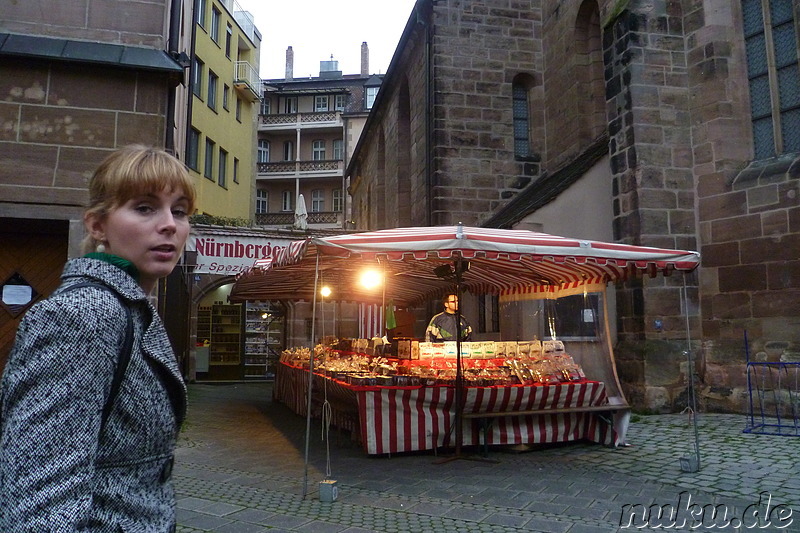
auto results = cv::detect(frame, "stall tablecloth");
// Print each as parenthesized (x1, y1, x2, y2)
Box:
(275, 363, 623, 455)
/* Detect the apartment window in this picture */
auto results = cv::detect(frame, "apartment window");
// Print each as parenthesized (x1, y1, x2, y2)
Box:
(335, 94, 347, 111)
(742, 0, 800, 158)
(285, 97, 297, 113)
(365, 86, 378, 109)
(311, 189, 324, 212)
(207, 70, 218, 111)
(192, 57, 204, 97)
(210, 6, 221, 43)
(187, 128, 200, 171)
(260, 97, 271, 116)
(204, 138, 215, 180)
(256, 189, 268, 213)
(223, 84, 229, 110)
(281, 190, 292, 211)
(512, 80, 531, 159)
(258, 140, 270, 163)
(196, 0, 207, 27)
(333, 139, 344, 160)
(218, 148, 227, 188)
(315, 95, 329, 112)
(236, 97, 241, 121)
(283, 140, 294, 161)
(225, 23, 232, 58)
(332, 188, 344, 212)
(312, 140, 325, 161)
(233, 157, 239, 183)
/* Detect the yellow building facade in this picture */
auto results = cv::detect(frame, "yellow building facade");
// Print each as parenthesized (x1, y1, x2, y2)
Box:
(189, 0, 261, 219)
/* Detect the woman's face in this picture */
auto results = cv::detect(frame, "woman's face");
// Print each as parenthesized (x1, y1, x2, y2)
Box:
(87, 187, 191, 292)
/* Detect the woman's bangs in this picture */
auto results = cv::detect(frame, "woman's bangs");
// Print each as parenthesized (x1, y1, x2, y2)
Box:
(114, 154, 196, 211)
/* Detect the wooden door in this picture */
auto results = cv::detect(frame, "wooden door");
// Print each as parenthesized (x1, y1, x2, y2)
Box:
(0, 221, 68, 370)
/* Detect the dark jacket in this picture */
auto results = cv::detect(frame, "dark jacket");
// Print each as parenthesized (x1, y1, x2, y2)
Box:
(424, 311, 472, 342)
(0, 258, 187, 532)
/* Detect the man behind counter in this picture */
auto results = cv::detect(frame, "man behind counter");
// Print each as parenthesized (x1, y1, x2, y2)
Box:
(425, 293, 472, 342)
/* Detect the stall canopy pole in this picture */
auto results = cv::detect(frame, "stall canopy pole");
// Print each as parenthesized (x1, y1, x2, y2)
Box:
(381, 259, 386, 337)
(454, 256, 465, 456)
(302, 252, 321, 498)
(681, 280, 701, 472)
(436, 253, 497, 464)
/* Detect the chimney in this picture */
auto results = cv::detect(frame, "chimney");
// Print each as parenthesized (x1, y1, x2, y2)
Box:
(285, 46, 294, 81)
(361, 42, 369, 76)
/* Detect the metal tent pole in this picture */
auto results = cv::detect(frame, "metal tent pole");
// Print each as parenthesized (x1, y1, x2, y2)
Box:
(302, 253, 321, 498)
(681, 281, 701, 472)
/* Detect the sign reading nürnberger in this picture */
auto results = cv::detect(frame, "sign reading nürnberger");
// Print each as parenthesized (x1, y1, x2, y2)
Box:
(187, 235, 293, 275)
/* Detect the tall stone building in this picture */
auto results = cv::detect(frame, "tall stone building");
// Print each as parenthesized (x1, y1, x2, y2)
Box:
(0, 1, 191, 368)
(346, 0, 800, 412)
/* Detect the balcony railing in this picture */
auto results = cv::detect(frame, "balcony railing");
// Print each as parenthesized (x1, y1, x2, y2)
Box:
(234, 61, 260, 102)
(259, 111, 341, 129)
(221, 0, 257, 44)
(257, 159, 343, 175)
(255, 211, 341, 226)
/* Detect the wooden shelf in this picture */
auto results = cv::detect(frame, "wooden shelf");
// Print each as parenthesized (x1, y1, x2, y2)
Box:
(210, 304, 242, 365)
(244, 301, 284, 379)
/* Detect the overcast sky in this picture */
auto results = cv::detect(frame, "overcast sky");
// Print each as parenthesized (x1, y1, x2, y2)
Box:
(235, 0, 419, 80)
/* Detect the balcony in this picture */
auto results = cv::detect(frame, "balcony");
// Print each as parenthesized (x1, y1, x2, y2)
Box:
(258, 111, 342, 131)
(255, 211, 342, 227)
(234, 61, 260, 102)
(257, 159, 343, 178)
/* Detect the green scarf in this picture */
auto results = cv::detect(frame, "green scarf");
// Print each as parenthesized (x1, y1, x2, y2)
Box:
(84, 252, 140, 282)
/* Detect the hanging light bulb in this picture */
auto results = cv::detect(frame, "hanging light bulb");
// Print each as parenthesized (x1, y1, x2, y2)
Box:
(359, 269, 383, 290)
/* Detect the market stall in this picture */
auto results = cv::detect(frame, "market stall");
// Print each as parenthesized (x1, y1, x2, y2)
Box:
(274, 356, 621, 455)
(231, 225, 700, 457)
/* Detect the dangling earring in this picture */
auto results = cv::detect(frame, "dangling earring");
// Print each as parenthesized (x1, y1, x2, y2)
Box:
(96, 242, 106, 254)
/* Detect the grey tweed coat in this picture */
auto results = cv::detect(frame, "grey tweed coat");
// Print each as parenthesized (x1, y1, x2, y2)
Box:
(0, 258, 187, 533)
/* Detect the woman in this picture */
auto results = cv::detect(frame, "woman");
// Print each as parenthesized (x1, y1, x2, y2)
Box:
(0, 145, 196, 532)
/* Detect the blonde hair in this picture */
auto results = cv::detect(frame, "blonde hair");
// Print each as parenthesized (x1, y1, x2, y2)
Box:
(82, 145, 196, 253)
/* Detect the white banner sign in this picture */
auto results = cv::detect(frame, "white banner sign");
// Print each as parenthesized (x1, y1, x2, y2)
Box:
(188, 234, 293, 275)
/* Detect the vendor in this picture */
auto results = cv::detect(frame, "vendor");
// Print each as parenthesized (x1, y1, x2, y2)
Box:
(425, 293, 472, 342)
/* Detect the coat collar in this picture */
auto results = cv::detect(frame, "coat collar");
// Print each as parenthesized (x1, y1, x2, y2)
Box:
(61, 257, 147, 303)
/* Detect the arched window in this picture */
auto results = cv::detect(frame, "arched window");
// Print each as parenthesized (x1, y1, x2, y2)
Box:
(512, 74, 535, 160)
(575, 1, 606, 143)
(742, 0, 800, 158)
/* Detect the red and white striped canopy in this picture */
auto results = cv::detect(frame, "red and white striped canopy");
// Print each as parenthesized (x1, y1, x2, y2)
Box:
(230, 226, 700, 304)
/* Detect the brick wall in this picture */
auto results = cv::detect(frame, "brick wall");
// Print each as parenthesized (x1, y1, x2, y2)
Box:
(699, 156, 800, 411)
(0, 57, 170, 215)
(430, 0, 544, 225)
(348, 0, 800, 413)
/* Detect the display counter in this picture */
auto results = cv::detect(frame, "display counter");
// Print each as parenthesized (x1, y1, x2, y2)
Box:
(275, 357, 628, 456)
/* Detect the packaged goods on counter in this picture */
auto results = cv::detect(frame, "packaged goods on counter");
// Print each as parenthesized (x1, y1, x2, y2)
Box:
(281, 336, 588, 387)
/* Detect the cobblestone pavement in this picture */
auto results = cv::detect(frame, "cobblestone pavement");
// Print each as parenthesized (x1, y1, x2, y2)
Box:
(175, 383, 799, 532)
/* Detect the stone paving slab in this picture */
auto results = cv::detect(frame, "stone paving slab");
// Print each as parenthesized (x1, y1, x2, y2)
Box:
(175, 383, 799, 532)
